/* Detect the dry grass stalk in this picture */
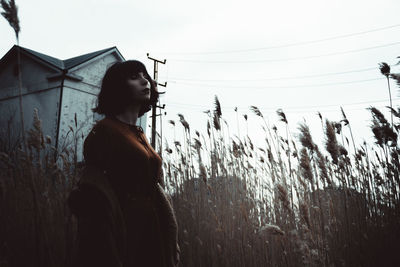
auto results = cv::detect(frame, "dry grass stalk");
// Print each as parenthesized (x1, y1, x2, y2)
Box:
(2, 95, 400, 266)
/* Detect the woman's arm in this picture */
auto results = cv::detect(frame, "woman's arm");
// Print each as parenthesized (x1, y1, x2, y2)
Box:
(76, 214, 123, 267)
(155, 184, 180, 266)
(73, 186, 124, 267)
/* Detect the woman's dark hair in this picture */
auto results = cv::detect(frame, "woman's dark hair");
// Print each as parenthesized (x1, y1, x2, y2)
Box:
(92, 60, 159, 117)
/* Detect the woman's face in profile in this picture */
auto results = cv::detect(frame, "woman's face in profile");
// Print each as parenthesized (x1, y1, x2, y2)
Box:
(126, 71, 151, 104)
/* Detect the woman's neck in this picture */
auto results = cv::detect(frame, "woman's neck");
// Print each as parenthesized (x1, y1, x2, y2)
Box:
(115, 105, 141, 126)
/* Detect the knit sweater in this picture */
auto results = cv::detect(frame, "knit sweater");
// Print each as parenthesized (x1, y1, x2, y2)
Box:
(68, 116, 180, 267)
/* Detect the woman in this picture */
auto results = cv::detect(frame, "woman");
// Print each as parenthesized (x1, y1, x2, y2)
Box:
(68, 60, 180, 267)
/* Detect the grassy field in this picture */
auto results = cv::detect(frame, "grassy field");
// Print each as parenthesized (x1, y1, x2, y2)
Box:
(1, 2, 399, 266)
(163, 100, 400, 267)
(0, 100, 399, 267)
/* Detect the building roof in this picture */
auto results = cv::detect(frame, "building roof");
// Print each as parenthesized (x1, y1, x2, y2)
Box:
(63, 47, 118, 69)
(21, 46, 65, 69)
(0, 45, 124, 71)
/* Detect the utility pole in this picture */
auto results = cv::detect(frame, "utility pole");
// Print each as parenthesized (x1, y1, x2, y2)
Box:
(147, 53, 167, 152)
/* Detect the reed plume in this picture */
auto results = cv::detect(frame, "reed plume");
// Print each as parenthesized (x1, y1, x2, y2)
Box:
(325, 120, 339, 164)
(276, 109, 288, 124)
(0, 0, 20, 40)
(299, 148, 314, 184)
(259, 224, 285, 235)
(379, 62, 393, 127)
(298, 123, 316, 152)
(1, 0, 26, 153)
(178, 113, 190, 132)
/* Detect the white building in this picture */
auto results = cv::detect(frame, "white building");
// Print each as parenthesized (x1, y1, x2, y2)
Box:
(0, 45, 148, 162)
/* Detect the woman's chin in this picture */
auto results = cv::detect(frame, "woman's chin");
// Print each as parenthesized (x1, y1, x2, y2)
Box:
(134, 96, 150, 104)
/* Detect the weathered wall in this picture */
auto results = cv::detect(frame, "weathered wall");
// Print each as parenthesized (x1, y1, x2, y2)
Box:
(0, 50, 148, 162)
(0, 52, 61, 151)
(0, 52, 60, 99)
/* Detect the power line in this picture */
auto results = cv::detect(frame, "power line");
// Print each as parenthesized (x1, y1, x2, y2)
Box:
(169, 41, 400, 64)
(162, 66, 378, 82)
(165, 103, 399, 116)
(165, 103, 395, 115)
(165, 97, 400, 111)
(169, 77, 385, 89)
(157, 23, 400, 55)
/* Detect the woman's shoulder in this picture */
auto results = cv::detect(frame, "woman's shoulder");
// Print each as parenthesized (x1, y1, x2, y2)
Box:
(92, 117, 119, 133)
(83, 118, 121, 159)
(86, 117, 126, 140)
(84, 117, 147, 153)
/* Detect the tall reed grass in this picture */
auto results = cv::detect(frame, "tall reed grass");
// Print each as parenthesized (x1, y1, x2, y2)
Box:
(0, 100, 399, 266)
(1, 2, 399, 265)
(0, 109, 83, 267)
(162, 97, 400, 267)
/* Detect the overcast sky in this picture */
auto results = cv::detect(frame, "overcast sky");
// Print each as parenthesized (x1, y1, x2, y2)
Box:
(1, 0, 400, 153)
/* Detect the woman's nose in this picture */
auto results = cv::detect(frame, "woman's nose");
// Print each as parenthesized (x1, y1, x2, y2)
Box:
(140, 79, 149, 86)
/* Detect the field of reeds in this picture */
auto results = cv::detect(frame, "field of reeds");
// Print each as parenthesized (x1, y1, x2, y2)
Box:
(1, 96, 400, 266)
(163, 100, 400, 267)
(1, 2, 399, 266)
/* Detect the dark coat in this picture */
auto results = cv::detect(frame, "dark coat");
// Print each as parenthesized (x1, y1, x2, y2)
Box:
(67, 117, 180, 267)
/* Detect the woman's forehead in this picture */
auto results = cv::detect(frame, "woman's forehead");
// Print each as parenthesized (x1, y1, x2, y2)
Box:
(128, 68, 147, 75)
